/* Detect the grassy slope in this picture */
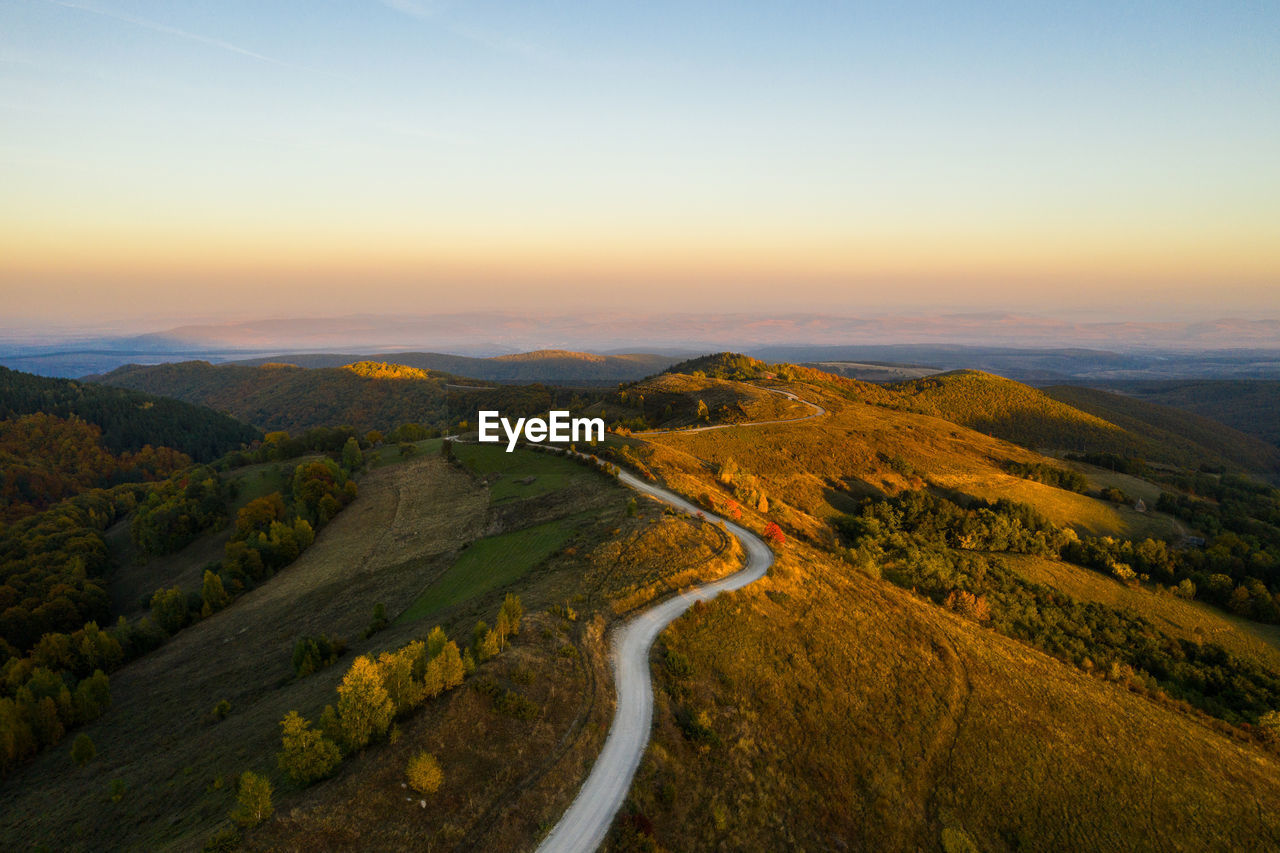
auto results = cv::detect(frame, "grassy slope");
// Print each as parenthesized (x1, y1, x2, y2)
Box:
(1045, 384, 1280, 477)
(858, 369, 1280, 480)
(394, 517, 580, 624)
(241, 448, 742, 852)
(618, 543, 1280, 852)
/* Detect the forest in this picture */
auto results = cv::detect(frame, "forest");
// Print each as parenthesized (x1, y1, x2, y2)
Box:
(0, 366, 259, 459)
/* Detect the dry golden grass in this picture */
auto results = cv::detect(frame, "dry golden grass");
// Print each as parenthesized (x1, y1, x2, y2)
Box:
(615, 542, 1280, 852)
(634, 379, 1173, 540)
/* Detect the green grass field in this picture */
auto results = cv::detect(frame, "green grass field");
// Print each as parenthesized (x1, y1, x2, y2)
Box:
(225, 456, 322, 510)
(452, 441, 593, 502)
(395, 516, 579, 625)
(366, 438, 443, 469)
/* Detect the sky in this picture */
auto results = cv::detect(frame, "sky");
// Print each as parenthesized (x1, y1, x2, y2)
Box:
(1, 0, 1277, 331)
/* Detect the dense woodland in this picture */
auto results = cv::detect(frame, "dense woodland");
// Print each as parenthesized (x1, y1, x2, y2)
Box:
(0, 414, 190, 522)
(0, 366, 259, 459)
(1081, 379, 1280, 448)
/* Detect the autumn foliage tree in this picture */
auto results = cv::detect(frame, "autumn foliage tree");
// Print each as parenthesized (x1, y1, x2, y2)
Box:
(231, 771, 273, 827)
(277, 711, 341, 785)
(336, 655, 395, 751)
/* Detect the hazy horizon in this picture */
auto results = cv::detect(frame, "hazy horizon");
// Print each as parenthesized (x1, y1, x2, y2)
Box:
(3, 1, 1277, 327)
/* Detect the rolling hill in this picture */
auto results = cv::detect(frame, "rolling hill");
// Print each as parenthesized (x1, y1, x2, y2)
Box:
(90, 361, 578, 435)
(8, 351, 1280, 851)
(1045, 384, 1280, 478)
(232, 350, 678, 385)
(1084, 379, 1280, 447)
(866, 369, 1280, 479)
(590, 364, 1280, 850)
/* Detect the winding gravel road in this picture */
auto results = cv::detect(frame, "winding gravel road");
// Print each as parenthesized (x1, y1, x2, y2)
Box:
(536, 388, 821, 852)
(534, 471, 773, 853)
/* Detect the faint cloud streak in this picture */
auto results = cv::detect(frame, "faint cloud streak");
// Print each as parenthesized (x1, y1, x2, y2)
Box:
(377, 0, 450, 21)
(31, 0, 340, 76)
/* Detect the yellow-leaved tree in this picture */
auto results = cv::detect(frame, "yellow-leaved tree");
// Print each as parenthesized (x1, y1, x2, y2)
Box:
(336, 655, 394, 751)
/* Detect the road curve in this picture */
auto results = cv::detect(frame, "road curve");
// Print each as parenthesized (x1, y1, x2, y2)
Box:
(534, 471, 774, 853)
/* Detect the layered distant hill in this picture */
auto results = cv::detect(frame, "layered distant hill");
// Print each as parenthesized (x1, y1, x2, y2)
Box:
(230, 350, 678, 385)
(90, 360, 585, 434)
(5, 312, 1278, 378)
(1076, 380, 1280, 448)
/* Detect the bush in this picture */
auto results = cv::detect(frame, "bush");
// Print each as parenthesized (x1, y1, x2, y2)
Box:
(70, 732, 95, 766)
(406, 751, 443, 795)
(364, 603, 388, 639)
(292, 634, 345, 677)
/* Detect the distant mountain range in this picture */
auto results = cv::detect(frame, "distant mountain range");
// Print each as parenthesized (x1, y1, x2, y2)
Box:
(2, 312, 1277, 378)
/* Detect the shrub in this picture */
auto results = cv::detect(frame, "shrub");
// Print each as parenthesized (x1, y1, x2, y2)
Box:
(292, 634, 345, 677)
(944, 589, 991, 623)
(762, 522, 786, 547)
(406, 751, 443, 795)
(202, 827, 242, 853)
(70, 732, 95, 766)
(364, 603, 388, 638)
